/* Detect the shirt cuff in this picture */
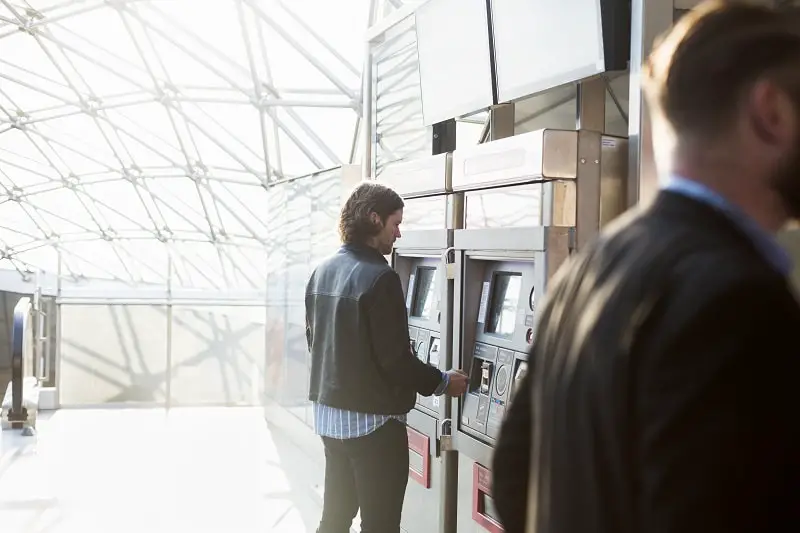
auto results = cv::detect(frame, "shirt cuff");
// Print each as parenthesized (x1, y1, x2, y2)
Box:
(433, 371, 449, 396)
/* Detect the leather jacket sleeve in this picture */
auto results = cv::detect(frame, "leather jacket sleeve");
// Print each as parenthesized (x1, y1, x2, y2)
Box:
(366, 269, 444, 396)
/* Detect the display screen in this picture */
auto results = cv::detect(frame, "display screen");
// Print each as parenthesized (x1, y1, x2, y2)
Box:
(411, 267, 437, 319)
(490, 0, 606, 103)
(486, 272, 522, 336)
(415, 0, 496, 125)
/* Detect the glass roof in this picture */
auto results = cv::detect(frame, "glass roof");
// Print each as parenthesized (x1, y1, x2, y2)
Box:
(0, 0, 375, 291)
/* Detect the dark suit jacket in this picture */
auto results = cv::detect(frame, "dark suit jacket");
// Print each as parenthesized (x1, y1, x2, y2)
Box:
(492, 191, 800, 533)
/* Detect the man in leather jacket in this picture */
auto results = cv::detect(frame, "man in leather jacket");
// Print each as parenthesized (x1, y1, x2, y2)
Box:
(306, 182, 468, 533)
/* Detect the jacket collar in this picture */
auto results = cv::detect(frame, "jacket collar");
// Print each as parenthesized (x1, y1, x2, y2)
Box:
(341, 242, 387, 263)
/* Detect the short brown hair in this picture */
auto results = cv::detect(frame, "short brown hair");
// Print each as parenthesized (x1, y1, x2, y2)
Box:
(643, 0, 800, 140)
(339, 182, 404, 245)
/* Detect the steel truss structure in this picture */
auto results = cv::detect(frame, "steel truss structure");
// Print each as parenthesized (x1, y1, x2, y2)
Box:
(0, 0, 410, 293)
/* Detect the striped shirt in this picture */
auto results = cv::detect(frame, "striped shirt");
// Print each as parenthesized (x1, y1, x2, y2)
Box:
(313, 372, 450, 440)
(313, 403, 407, 439)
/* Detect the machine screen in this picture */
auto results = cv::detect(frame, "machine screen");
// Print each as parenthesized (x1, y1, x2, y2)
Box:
(411, 267, 437, 319)
(486, 272, 522, 336)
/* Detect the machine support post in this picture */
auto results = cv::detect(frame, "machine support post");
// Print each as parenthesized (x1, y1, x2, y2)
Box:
(440, 426, 459, 533)
(488, 103, 515, 141)
(431, 115, 459, 533)
(576, 76, 606, 133)
(575, 78, 607, 250)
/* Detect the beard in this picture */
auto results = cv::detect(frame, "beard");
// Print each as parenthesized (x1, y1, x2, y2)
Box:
(378, 241, 394, 255)
(771, 142, 800, 219)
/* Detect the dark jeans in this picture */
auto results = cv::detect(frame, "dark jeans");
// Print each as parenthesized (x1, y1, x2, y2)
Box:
(318, 419, 409, 533)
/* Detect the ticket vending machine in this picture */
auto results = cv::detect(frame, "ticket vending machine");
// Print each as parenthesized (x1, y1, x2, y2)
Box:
(450, 129, 628, 532)
(377, 153, 461, 533)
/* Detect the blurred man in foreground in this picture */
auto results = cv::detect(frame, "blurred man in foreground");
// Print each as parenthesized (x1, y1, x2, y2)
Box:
(306, 182, 468, 533)
(493, 2, 800, 532)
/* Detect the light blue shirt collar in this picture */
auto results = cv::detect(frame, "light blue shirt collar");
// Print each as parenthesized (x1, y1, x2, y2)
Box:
(662, 175, 791, 276)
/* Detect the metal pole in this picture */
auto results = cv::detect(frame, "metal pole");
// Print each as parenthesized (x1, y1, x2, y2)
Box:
(363, 46, 373, 180)
(166, 253, 173, 410)
(363, 0, 379, 180)
(264, 246, 270, 408)
(440, 246, 460, 533)
(627, 0, 673, 208)
(437, 126, 462, 533)
(55, 249, 62, 407)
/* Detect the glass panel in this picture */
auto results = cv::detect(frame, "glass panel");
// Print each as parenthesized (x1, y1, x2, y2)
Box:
(402, 196, 447, 231)
(309, 170, 344, 266)
(0, 1, 366, 286)
(59, 238, 169, 288)
(169, 305, 266, 406)
(373, 15, 432, 176)
(261, 167, 344, 429)
(264, 174, 289, 406)
(465, 184, 543, 229)
(59, 304, 168, 405)
(275, 176, 309, 416)
(169, 241, 267, 293)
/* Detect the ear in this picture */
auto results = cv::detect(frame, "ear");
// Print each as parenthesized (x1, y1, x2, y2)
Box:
(370, 211, 382, 226)
(748, 80, 795, 148)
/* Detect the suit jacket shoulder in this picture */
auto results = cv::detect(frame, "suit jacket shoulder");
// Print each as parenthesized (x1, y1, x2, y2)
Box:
(522, 192, 800, 533)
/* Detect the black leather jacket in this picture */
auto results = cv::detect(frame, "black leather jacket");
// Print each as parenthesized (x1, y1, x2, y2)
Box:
(306, 243, 443, 414)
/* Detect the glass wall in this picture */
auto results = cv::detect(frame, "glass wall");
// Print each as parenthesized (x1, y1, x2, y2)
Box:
(59, 303, 269, 407)
(51, 166, 345, 426)
(262, 168, 344, 429)
(59, 304, 170, 406)
(372, 14, 431, 177)
(169, 305, 266, 406)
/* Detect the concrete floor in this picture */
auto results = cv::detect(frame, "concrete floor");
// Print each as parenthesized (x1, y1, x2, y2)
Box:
(0, 407, 325, 533)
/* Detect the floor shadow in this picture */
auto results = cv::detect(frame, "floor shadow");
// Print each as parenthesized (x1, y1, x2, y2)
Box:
(265, 417, 325, 532)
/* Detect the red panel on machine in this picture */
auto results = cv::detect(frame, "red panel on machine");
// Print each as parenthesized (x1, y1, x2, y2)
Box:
(406, 426, 431, 488)
(472, 463, 504, 533)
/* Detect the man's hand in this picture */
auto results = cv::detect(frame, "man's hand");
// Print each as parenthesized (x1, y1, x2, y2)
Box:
(444, 369, 469, 396)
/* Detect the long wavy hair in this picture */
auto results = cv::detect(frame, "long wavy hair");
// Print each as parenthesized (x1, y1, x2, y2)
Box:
(339, 182, 404, 245)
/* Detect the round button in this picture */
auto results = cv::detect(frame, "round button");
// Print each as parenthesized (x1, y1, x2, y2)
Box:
(526, 328, 534, 344)
(495, 365, 510, 396)
(529, 286, 536, 311)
